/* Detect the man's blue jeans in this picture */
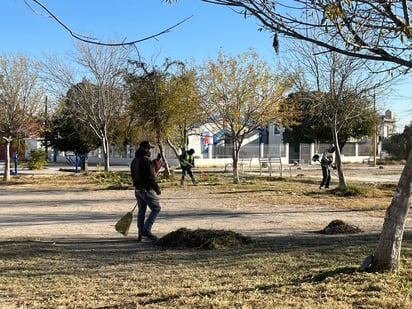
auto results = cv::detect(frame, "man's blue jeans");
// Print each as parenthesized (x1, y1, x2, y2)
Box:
(134, 189, 161, 236)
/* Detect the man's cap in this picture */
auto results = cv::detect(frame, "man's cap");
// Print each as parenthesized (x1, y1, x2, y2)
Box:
(140, 140, 155, 150)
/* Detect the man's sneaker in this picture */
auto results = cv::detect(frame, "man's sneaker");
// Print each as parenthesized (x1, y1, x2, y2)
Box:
(142, 232, 158, 241)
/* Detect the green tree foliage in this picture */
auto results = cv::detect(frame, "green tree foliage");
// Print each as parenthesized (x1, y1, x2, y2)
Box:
(126, 59, 202, 177)
(198, 50, 294, 184)
(284, 90, 375, 148)
(168, 67, 203, 151)
(383, 123, 412, 161)
(283, 91, 328, 145)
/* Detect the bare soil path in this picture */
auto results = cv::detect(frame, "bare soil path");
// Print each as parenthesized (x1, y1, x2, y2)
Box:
(0, 182, 404, 241)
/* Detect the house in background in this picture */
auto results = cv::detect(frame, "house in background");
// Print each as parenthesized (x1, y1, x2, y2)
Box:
(176, 122, 290, 168)
(378, 109, 397, 140)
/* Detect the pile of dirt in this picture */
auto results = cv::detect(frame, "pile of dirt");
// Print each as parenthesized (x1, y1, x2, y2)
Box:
(156, 228, 253, 249)
(319, 219, 363, 234)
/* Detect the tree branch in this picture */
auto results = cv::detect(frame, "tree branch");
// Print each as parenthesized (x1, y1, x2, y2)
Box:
(27, 0, 192, 47)
(200, 0, 412, 71)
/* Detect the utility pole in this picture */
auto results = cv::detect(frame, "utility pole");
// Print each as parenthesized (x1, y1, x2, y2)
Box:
(44, 96, 48, 161)
(373, 91, 377, 167)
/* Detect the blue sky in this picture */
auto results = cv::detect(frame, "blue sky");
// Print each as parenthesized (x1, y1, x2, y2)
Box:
(2, 0, 411, 130)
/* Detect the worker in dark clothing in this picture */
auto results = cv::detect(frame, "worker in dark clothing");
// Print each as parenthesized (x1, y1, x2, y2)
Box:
(319, 145, 335, 189)
(130, 140, 161, 241)
(179, 148, 196, 185)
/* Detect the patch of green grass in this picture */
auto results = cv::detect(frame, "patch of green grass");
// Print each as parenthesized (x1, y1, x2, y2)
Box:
(328, 183, 396, 201)
(331, 183, 370, 197)
(376, 183, 398, 191)
(195, 171, 230, 185)
(90, 171, 132, 187)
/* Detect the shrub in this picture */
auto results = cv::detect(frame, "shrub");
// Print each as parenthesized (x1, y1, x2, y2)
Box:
(28, 149, 47, 170)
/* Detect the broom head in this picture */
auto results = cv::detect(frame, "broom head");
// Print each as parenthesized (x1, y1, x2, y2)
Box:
(115, 211, 134, 236)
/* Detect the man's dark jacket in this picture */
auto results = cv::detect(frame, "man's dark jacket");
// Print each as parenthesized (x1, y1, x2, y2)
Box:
(131, 148, 160, 193)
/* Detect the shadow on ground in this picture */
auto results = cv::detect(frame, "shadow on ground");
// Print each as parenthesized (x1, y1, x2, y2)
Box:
(0, 231, 398, 258)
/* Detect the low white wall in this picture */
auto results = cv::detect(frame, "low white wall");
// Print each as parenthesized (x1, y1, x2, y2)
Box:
(339, 155, 372, 163)
(56, 154, 372, 168)
(56, 156, 292, 168)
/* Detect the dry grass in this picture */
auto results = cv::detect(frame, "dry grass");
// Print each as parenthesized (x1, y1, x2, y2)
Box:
(1, 170, 411, 308)
(0, 173, 101, 189)
(1, 235, 412, 309)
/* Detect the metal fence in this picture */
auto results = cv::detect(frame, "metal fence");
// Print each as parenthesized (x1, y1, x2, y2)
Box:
(87, 140, 374, 164)
(207, 143, 286, 159)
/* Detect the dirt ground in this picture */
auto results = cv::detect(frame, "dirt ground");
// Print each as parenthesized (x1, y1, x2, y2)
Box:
(0, 164, 408, 241)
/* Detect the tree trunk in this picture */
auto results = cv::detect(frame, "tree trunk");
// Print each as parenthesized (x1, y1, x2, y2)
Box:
(80, 154, 88, 173)
(161, 150, 171, 179)
(157, 140, 171, 179)
(368, 148, 412, 272)
(232, 142, 240, 184)
(2, 137, 11, 182)
(332, 128, 347, 188)
(166, 138, 183, 178)
(102, 135, 110, 172)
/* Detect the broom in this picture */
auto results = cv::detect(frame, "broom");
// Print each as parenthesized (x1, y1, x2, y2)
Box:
(115, 203, 138, 236)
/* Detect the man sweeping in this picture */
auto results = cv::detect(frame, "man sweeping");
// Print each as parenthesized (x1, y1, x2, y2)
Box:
(130, 140, 162, 241)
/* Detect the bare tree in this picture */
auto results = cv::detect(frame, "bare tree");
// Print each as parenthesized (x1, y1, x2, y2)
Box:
(42, 42, 129, 171)
(194, 1, 412, 69)
(287, 40, 390, 188)
(0, 53, 44, 182)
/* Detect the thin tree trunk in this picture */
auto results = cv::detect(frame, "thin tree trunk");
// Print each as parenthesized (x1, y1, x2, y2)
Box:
(157, 140, 171, 179)
(232, 142, 240, 184)
(332, 127, 346, 188)
(368, 148, 412, 272)
(2, 137, 11, 182)
(166, 137, 186, 179)
(102, 135, 110, 172)
(80, 154, 88, 173)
